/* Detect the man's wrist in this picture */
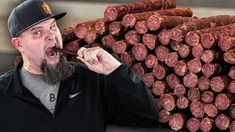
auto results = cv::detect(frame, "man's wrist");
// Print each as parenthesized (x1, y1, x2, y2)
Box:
(105, 62, 121, 75)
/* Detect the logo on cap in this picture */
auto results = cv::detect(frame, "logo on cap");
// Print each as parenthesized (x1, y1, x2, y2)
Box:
(41, 2, 52, 14)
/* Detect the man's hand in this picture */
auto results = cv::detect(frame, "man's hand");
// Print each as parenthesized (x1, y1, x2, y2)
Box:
(76, 47, 121, 75)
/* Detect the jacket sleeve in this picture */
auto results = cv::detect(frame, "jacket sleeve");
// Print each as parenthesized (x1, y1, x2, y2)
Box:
(104, 64, 159, 127)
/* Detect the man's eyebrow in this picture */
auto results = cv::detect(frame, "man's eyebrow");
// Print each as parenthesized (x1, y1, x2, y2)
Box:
(30, 26, 42, 31)
(30, 20, 57, 31)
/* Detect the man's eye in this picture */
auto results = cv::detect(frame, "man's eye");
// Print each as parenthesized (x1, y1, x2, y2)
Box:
(33, 31, 41, 37)
(51, 24, 57, 30)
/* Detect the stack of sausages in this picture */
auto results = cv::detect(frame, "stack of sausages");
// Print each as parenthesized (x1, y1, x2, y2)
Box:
(61, 0, 235, 131)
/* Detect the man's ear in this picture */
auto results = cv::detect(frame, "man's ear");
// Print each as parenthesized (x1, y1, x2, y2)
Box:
(11, 37, 23, 52)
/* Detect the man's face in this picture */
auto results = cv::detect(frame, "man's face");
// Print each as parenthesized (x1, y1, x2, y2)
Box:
(13, 18, 77, 85)
(17, 18, 63, 73)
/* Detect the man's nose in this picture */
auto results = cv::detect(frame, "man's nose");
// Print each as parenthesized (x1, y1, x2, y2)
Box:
(45, 30, 56, 40)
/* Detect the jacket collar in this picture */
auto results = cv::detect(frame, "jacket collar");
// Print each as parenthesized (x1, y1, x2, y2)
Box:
(5, 61, 25, 96)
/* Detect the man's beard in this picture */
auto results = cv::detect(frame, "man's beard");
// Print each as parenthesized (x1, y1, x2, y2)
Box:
(40, 55, 77, 85)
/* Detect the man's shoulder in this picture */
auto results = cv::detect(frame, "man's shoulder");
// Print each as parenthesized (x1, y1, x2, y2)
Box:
(0, 69, 13, 79)
(0, 70, 14, 90)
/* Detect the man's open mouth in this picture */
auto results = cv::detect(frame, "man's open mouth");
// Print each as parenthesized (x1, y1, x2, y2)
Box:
(46, 47, 57, 57)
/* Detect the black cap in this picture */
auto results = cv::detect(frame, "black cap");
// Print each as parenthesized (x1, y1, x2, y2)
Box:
(8, 0, 66, 37)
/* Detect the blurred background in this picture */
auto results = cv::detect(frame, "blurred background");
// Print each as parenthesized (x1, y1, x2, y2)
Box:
(1, 0, 235, 73)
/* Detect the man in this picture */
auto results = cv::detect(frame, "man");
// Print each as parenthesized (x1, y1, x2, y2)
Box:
(0, 0, 159, 131)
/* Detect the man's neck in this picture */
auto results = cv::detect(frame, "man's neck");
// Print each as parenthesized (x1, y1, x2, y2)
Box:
(23, 63, 43, 75)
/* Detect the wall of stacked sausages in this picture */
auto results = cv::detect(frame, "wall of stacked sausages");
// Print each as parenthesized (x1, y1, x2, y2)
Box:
(61, 0, 235, 131)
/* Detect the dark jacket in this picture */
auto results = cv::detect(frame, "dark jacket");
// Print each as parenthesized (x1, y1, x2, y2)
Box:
(0, 61, 159, 132)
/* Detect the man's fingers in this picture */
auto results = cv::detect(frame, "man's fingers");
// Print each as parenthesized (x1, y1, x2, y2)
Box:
(76, 56, 90, 67)
(83, 50, 92, 64)
(87, 49, 100, 64)
(77, 47, 99, 65)
(77, 47, 86, 58)
(90, 53, 99, 64)
(83, 48, 100, 65)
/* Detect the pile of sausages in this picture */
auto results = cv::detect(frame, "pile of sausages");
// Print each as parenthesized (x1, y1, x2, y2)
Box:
(61, 0, 235, 131)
